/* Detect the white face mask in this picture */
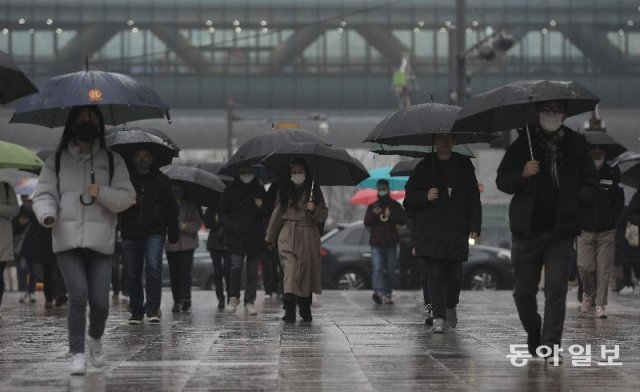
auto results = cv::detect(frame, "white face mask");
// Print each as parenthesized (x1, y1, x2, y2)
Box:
(378, 190, 389, 197)
(239, 174, 254, 184)
(539, 112, 564, 133)
(291, 173, 306, 185)
(593, 158, 605, 169)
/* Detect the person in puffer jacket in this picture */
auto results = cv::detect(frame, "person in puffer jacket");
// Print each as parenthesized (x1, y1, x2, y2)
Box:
(32, 105, 136, 376)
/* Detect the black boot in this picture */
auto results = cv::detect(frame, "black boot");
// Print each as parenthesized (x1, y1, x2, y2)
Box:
(298, 296, 312, 322)
(282, 293, 296, 323)
(217, 295, 225, 310)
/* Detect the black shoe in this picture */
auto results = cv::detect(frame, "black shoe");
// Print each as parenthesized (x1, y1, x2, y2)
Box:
(128, 314, 144, 325)
(298, 297, 312, 322)
(527, 314, 542, 356)
(147, 310, 161, 323)
(282, 294, 296, 323)
(172, 303, 181, 313)
(181, 299, 191, 312)
(372, 292, 382, 304)
(55, 296, 68, 308)
(424, 304, 434, 326)
(217, 297, 225, 310)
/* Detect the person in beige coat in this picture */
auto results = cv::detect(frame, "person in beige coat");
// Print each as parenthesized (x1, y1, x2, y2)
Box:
(32, 105, 136, 375)
(165, 183, 203, 313)
(266, 159, 328, 323)
(0, 181, 20, 314)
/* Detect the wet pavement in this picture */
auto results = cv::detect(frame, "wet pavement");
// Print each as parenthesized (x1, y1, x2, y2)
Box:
(0, 287, 639, 391)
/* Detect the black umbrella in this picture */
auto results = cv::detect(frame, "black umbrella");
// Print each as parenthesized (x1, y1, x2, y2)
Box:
(260, 142, 369, 186)
(581, 130, 627, 160)
(161, 165, 226, 207)
(10, 65, 170, 128)
(0, 50, 38, 104)
(371, 143, 476, 158)
(363, 103, 493, 146)
(453, 80, 599, 159)
(226, 128, 330, 172)
(390, 159, 421, 177)
(106, 127, 180, 167)
(612, 153, 640, 188)
(193, 162, 234, 183)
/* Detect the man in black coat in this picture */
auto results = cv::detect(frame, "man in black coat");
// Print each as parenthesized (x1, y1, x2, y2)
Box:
(218, 164, 268, 315)
(404, 133, 482, 333)
(119, 147, 179, 324)
(577, 143, 624, 319)
(496, 100, 598, 363)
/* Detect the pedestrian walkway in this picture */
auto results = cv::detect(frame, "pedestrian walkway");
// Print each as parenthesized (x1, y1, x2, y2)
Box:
(0, 288, 638, 391)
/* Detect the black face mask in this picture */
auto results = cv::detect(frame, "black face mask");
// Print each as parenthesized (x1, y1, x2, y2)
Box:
(133, 158, 152, 173)
(73, 123, 100, 143)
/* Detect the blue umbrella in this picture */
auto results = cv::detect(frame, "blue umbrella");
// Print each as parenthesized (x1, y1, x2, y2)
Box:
(10, 64, 169, 128)
(358, 167, 408, 191)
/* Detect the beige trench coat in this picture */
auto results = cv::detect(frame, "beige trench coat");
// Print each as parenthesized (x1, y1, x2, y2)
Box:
(266, 190, 328, 297)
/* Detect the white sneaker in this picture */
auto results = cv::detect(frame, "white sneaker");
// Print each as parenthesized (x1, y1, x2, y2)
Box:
(226, 297, 239, 313)
(70, 353, 86, 375)
(264, 294, 272, 300)
(246, 302, 258, 316)
(619, 286, 634, 296)
(431, 318, 446, 333)
(87, 336, 105, 368)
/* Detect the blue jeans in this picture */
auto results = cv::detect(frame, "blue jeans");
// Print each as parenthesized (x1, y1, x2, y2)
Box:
(17, 257, 36, 294)
(371, 246, 397, 296)
(57, 249, 112, 354)
(124, 235, 165, 316)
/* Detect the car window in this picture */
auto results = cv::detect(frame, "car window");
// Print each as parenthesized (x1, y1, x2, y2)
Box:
(344, 227, 365, 245)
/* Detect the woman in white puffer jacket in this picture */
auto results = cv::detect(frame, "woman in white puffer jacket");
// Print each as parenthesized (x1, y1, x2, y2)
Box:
(32, 105, 136, 375)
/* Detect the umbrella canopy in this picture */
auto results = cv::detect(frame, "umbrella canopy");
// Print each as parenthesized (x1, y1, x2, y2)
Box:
(370, 143, 476, 158)
(357, 167, 408, 191)
(193, 162, 234, 183)
(161, 165, 226, 207)
(106, 127, 180, 167)
(350, 188, 405, 206)
(363, 103, 492, 146)
(453, 80, 600, 133)
(390, 159, 421, 177)
(0, 140, 43, 170)
(581, 130, 627, 160)
(613, 153, 640, 188)
(10, 69, 170, 128)
(0, 50, 38, 104)
(226, 128, 330, 172)
(13, 178, 38, 196)
(260, 142, 369, 186)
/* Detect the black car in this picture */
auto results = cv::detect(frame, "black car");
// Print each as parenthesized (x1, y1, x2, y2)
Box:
(320, 221, 513, 291)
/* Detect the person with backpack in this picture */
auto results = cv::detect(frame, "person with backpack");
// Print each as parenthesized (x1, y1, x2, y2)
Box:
(119, 147, 179, 324)
(32, 105, 136, 375)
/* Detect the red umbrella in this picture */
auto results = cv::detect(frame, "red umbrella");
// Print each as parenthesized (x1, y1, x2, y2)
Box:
(350, 188, 405, 206)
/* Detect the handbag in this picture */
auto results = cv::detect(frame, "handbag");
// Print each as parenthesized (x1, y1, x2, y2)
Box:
(625, 221, 639, 248)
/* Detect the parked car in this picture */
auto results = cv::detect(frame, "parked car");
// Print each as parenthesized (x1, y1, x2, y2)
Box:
(321, 221, 513, 291)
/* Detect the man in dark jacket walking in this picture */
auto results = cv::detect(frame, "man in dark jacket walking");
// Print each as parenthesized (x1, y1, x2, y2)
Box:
(364, 179, 407, 304)
(119, 147, 179, 324)
(219, 164, 268, 316)
(404, 134, 482, 333)
(496, 100, 598, 363)
(577, 143, 624, 319)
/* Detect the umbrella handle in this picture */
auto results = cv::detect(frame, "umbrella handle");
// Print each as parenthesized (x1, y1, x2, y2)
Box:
(525, 124, 534, 161)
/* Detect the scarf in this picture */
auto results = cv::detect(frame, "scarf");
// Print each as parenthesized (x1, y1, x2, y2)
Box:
(537, 127, 565, 189)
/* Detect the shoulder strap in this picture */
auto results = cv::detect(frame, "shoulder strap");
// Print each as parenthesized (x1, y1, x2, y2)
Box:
(55, 151, 62, 194)
(107, 151, 114, 185)
(3, 182, 9, 201)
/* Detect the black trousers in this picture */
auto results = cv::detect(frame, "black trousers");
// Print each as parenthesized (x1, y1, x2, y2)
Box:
(167, 250, 194, 303)
(423, 258, 462, 319)
(511, 232, 573, 348)
(209, 250, 229, 301)
(262, 248, 282, 296)
(111, 248, 127, 296)
(229, 253, 259, 304)
(0, 261, 5, 307)
(416, 256, 431, 306)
